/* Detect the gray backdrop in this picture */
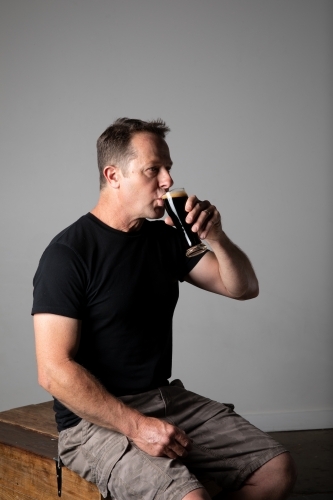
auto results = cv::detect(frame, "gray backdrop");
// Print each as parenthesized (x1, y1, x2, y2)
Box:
(1, 0, 332, 431)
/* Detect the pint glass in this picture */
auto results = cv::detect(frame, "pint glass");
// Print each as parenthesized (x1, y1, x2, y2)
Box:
(162, 188, 208, 258)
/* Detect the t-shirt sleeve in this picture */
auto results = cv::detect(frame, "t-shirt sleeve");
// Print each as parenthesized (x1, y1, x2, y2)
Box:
(32, 243, 87, 319)
(179, 247, 208, 281)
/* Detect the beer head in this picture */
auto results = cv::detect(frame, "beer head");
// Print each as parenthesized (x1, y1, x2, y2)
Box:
(162, 188, 188, 228)
(162, 188, 188, 200)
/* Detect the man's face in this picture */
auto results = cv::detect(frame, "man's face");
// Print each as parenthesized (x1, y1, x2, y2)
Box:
(118, 132, 174, 220)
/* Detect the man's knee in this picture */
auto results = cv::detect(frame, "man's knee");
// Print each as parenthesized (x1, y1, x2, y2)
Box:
(182, 488, 211, 500)
(274, 452, 297, 491)
(246, 452, 297, 494)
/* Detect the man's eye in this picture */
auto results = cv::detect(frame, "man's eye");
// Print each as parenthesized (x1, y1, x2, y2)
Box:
(149, 167, 158, 173)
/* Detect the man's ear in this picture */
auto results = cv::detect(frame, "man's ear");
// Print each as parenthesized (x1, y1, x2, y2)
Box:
(103, 165, 121, 188)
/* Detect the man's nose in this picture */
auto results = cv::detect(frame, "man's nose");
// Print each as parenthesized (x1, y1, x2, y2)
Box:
(159, 168, 173, 189)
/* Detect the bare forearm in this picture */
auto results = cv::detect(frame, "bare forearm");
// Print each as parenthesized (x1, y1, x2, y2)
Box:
(39, 359, 142, 438)
(207, 231, 259, 299)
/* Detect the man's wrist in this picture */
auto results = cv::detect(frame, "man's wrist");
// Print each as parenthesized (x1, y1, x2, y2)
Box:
(205, 229, 229, 247)
(116, 403, 146, 439)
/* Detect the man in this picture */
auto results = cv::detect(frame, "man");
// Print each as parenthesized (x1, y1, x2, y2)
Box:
(32, 118, 296, 500)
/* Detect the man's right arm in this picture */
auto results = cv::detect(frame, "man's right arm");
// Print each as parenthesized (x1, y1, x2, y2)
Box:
(34, 313, 191, 459)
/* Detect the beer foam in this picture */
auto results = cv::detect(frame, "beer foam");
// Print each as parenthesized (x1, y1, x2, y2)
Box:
(162, 189, 187, 199)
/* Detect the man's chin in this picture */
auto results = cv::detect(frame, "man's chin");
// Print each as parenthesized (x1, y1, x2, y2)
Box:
(150, 206, 165, 219)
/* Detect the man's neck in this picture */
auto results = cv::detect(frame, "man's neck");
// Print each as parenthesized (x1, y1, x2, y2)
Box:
(90, 195, 144, 233)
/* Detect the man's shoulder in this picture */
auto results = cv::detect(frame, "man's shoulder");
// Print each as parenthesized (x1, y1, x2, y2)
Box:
(49, 214, 91, 246)
(40, 214, 98, 269)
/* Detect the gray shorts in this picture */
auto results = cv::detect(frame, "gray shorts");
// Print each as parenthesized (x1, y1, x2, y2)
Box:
(58, 381, 287, 499)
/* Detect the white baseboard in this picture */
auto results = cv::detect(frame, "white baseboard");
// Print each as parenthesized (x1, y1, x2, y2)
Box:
(242, 409, 333, 432)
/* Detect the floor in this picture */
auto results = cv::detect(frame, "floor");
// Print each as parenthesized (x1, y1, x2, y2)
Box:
(269, 428, 333, 499)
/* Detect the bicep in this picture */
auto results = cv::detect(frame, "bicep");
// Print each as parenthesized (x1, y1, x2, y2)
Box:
(34, 313, 81, 368)
(184, 251, 231, 297)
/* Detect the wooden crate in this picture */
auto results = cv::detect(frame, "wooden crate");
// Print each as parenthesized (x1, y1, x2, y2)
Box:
(0, 401, 102, 500)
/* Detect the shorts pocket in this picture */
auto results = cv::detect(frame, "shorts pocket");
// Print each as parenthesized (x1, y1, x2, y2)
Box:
(108, 444, 173, 500)
(81, 423, 129, 498)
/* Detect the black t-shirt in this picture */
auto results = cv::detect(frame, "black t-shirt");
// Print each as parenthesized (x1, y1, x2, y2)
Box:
(32, 213, 205, 431)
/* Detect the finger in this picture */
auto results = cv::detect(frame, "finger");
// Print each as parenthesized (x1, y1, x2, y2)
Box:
(175, 430, 192, 450)
(164, 447, 180, 459)
(185, 195, 199, 213)
(174, 446, 189, 458)
(198, 213, 222, 239)
(164, 215, 174, 226)
(191, 205, 216, 232)
(168, 441, 189, 459)
(186, 200, 211, 224)
(202, 207, 215, 222)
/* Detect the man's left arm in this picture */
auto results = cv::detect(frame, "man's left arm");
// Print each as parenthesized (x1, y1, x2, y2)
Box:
(166, 195, 259, 300)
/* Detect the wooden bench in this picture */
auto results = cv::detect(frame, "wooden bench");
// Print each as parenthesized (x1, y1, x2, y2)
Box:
(0, 402, 223, 499)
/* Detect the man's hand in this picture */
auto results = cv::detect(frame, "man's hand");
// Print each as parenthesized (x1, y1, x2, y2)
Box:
(184, 195, 222, 242)
(130, 415, 192, 459)
(165, 194, 222, 242)
(165, 193, 259, 299)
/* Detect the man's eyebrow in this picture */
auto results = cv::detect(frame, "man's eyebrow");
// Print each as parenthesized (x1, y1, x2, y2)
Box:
(146, 159, 173, 167)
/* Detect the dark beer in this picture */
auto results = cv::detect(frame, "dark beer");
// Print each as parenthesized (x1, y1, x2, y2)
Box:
(162, 189, 207, 257)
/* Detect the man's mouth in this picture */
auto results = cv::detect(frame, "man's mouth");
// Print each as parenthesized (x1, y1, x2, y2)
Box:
(155, 198, 165, 207)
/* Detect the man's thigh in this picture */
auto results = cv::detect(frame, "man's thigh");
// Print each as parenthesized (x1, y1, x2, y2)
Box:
(108, 441, 203, 500)
(58, 389, 203, 500)
(160, 381, 287, 491)
(58, 418, 129, 498)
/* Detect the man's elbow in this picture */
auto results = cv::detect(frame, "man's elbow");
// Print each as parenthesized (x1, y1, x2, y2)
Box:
(37, 366, 54, 394)
(245, 285, 259, 300)
(236, 283, 259, 301)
